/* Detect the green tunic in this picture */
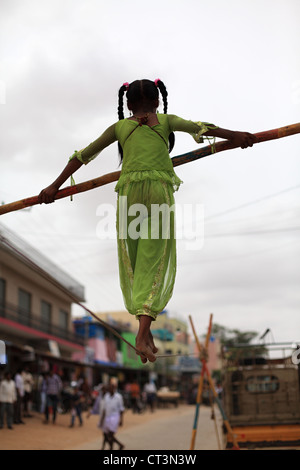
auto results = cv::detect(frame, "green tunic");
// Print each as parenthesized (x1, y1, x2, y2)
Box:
(70, 114, 212, 320)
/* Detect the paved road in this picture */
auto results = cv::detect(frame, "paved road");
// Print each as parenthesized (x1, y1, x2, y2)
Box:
(73, 405, 223, 451)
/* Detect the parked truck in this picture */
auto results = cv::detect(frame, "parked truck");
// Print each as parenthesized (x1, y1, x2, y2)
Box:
(222, 344, 300, 449)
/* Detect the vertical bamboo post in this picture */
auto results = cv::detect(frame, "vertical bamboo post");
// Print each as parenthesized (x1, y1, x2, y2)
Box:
(209, 392, 222, 450)
(189, 314, 213, 450)
(203, 362, 240, 450)
(189, 314, 240, 450)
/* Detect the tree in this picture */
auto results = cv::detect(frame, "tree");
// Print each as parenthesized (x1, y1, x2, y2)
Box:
(211, 323, 267, 363)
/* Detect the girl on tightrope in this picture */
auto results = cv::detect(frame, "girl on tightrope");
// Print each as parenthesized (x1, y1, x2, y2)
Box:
(38, 78, 257, 363)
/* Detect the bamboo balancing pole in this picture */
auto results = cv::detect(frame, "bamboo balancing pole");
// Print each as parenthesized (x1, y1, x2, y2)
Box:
(0, 123, 299, 216)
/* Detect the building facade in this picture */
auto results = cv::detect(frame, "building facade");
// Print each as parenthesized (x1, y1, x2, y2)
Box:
(0, 222, 86, 380)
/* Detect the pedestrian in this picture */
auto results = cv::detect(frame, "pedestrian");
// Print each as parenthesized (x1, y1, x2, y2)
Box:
(79, 377, 92, 409)
(130, 379, 141, 414)
(44, 368, 62, 424)
(87, 384, 109, 450)
(14, 368, 25, 424)
(69, 386, 83, 428)
(38, 372, 48, 413)
(22, 365, 34, 417)
(0, 372, 17, 429)
(87, 384, 107, 419)
(99, 381, 125, 450)
(215, 382, 224, 404)
(143, 379, 157, 412)
(38, 79, 257, 363)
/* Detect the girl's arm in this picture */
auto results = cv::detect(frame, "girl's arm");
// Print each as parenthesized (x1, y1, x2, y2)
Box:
(202, 127, 258, 148)
(38, 123, 118, 204)
(38, 157, 83, 204)
(168, 115, 257, 149)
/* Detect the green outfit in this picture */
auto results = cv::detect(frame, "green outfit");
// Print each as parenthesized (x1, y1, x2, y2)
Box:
(70, 114, 214, 320)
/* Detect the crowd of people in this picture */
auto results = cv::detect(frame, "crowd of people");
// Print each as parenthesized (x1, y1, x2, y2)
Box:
(0, 366, 35, 429)
(0, 366, 93, 429)
(0, 365, 159, 450)
(123, 379, 158, 414)
(2, 366, 220, 450)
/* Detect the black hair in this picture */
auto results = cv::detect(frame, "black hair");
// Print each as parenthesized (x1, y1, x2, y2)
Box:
(117, 79, 175, 163)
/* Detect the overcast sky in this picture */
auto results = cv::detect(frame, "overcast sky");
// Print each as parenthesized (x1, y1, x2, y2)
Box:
(1, 0, 300, 344)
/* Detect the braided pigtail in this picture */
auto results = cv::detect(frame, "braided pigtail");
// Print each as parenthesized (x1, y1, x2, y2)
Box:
(155, 79, 175, 153)
(117, 83, 128, 163)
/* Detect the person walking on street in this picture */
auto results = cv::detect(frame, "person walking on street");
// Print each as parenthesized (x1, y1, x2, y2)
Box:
(38, 372, 48, 413)
(69, 386, 83, 428)
(99, 381, 125, 450)
(14, 368, 25, 424)
(44, 369, 62, 424)
(22, 366, 34, 417)
(87, 384, 109, 450)
(0, 372, 17, 429)
(79, 377, 92, 410)
(130, 379, 141, 414)
(143, 379, 157, 412)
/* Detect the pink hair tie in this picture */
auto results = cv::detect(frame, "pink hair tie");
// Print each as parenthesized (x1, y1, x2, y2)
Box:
(154, 78, 161, 87)
(123, 82, 129, 90)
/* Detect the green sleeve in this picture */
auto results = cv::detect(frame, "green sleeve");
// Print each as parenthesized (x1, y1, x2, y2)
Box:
(167, 114, 218, 143)
(69, 123, 117, 165)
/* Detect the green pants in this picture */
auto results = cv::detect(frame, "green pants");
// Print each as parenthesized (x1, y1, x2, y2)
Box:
(116, 179, 177, 321)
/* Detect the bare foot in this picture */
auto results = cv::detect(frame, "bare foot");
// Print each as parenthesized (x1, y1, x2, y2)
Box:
(136, 316, 158, 363)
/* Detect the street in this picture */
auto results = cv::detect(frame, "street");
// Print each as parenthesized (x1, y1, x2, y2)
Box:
(71, 405, 223, 451)
(0, 404, 223, 451)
